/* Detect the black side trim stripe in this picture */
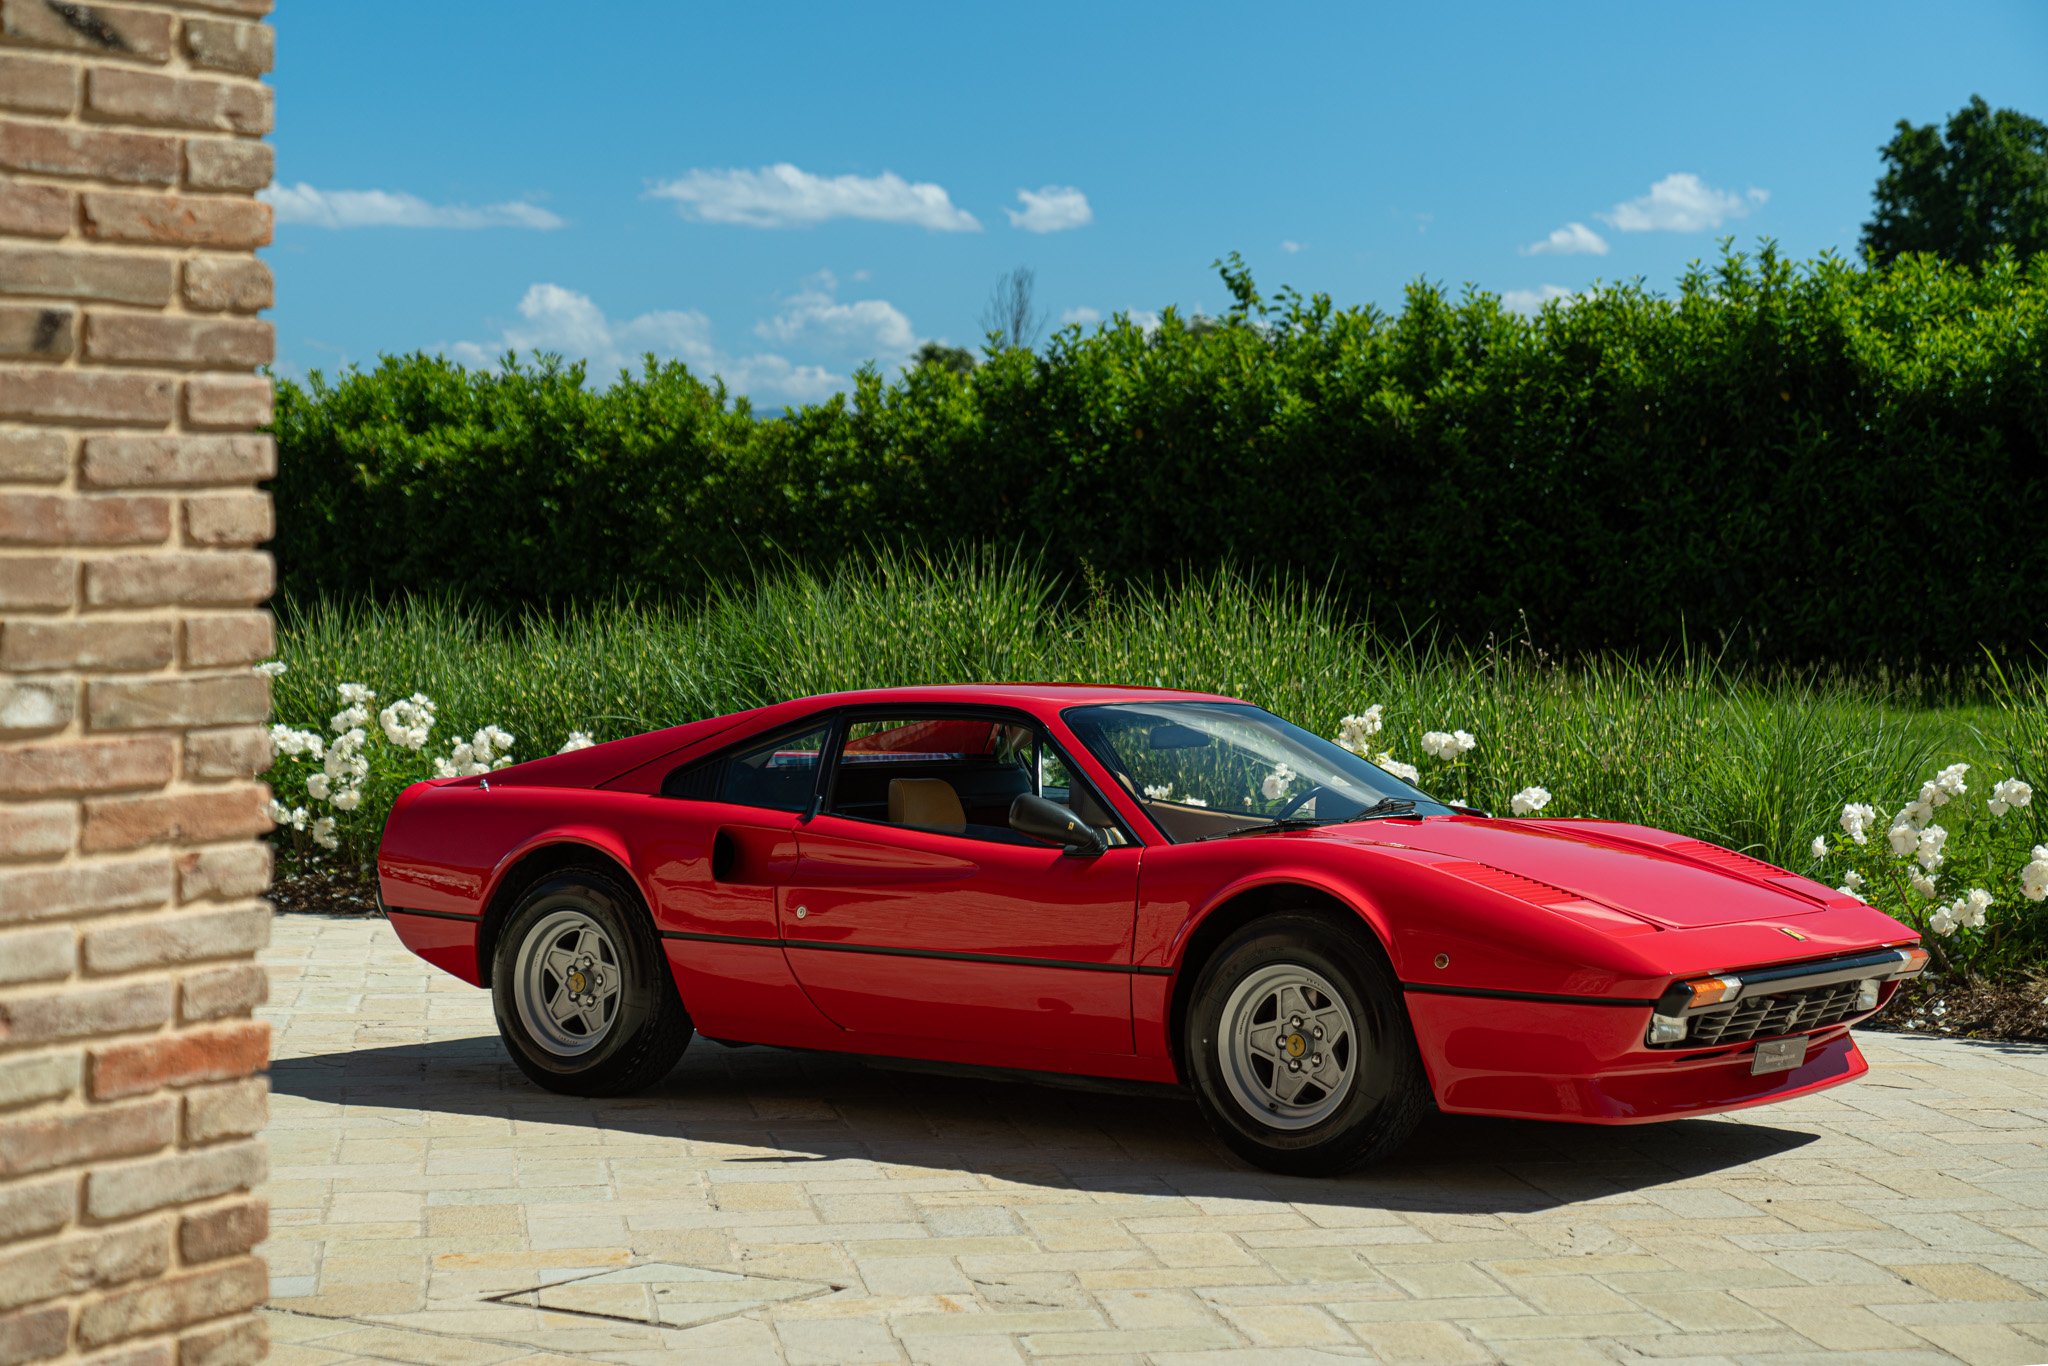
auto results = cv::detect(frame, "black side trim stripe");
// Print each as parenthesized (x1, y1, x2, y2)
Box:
(1402, 982, 1657, 1008)
(661, 928, 1174, 976)
(385, 906, 480, 923)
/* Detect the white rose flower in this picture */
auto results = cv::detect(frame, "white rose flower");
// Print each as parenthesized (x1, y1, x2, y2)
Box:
(1839, 803, 1876, 844)
(1928, 907, 1957, 936)
(1261, 763, 1296, 801)
(1142, 782, 1173, 801)
(1183, 796, 1208, 808)
(1988, 777, 2032, 817)
(1452, 729, 1476, 754)
(252, 660, 287, 678)
(558, 731, 596, 753)
(1810, 835, 1828, 860)
(331, 789, 360, 812)
(1420, 731, 1455, 760)
(304, 772, 330, 801)
(311, 816, 338, 851)
(1375, 755, 1420, 784)
(1915, 824, 1948, 871)
(1955, 888, 1991, 928)
(1334, 706, 1383, 755)
(1909, 870, 1938, 899)
(1932, 763, 1969, 798)
(1842, 869, 1865, 892)
(1901, 797, 1934, 829)
(1511, 785, 1552, 816)
(1887, 821, 1919, 857)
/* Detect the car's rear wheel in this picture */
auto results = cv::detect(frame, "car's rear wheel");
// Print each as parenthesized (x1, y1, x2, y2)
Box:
(1186, 912, 1427, 1174)
(491, 868, 692, 1096)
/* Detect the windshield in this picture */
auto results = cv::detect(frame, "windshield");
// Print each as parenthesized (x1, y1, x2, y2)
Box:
(1064, 701, 1450, 842)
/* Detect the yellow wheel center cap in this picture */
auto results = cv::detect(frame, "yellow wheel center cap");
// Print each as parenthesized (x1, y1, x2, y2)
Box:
(567, 970, 586, 994)
(1285, 1034, 1307, 1057)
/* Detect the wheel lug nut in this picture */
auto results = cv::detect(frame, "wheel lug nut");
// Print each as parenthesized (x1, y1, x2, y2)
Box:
(1290, 1015, 1303, 1028)
(1288, 1059, 1301, 1072)
(1312, 1026, 1324, 1040)
(1311, 1054, 1323, 1067)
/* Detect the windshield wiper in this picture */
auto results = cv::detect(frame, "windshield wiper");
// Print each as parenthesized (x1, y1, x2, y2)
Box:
(1332, 797, 1418, 824)
(1194, 816, 1325, 842)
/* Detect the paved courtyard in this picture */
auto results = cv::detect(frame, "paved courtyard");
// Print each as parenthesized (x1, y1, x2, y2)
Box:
(257, 913, 2048, 1365)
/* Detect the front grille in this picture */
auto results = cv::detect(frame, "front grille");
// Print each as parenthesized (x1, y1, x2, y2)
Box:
(1679, 979, 1866, 1047)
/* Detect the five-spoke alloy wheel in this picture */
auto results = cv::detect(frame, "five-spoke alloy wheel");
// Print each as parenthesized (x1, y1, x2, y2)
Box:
(1186, 912, 1427, 1174)
(491, 869, 692, 1096)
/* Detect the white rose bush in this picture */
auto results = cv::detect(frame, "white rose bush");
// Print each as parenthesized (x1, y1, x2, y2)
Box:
(1809, 758, 2044, 975)
(259, 662, 601, 863)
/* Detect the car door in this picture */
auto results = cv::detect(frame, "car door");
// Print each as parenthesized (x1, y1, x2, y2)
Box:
(782, 712, 1143, 1058)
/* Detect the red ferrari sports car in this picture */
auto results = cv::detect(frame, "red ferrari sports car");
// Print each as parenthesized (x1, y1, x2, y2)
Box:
(377, 685, 1928, 1174)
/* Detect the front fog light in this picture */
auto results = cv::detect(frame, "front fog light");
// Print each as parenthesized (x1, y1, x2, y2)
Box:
(1648, 1012, 1689, 1044)
(1856, 978, 1881, 1011)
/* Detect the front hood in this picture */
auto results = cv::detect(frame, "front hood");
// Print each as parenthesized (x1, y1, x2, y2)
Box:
(1313, 816, 1838, 929)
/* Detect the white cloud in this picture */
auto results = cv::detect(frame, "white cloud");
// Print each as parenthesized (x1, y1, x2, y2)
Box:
(1280, 240, 1304, 254)
(445, 284, 842, 403)
(1500, 284, 1577, 315)
(1060, 306, 1102, 326)
(648, 163, 979, 231)
(1005, 185, 1092, 233)
(262, 182, 562, 229)
(1523, 221, 1607, 256)
(755, 274, 916, 358)
(1601, 173, 1767, 233)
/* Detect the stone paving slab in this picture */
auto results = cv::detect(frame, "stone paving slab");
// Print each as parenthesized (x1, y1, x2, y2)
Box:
(256, 913, 2048, 1364)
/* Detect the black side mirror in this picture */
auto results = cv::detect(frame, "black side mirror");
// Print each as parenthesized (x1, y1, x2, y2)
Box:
(1010, 793, 1106, 856)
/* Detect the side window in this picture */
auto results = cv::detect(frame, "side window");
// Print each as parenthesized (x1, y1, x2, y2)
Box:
(828, 715, 1036, 838)
(663, 722, 829, 813)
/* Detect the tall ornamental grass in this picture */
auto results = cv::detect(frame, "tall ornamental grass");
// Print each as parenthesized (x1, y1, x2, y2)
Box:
(266, 555, 2045, 980)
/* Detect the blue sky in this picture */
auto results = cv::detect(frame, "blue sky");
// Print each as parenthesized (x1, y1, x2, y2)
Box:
(267, 2, 2048, 403)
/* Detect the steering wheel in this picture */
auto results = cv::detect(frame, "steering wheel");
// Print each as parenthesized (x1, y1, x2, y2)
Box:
(1272, 784, 1331, 820)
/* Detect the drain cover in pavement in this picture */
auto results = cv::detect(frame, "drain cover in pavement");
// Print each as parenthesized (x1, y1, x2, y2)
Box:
(495, 1262, 832, 1329)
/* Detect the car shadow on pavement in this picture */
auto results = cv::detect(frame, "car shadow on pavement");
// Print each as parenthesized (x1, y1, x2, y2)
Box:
(271, 1033, 1820, 1215)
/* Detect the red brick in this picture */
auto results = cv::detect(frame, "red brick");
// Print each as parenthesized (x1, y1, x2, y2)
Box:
(181, 492, 270, 547)
(0, 734, 174, 797)
(0, 556, 74, 609)
(0, 855, 171, 923)
(0, 1305, 69, 1364)
(0, 53, 78, 115)
(177, 1314, 264, 1366)
(181, 16, 272, 75)
(82, 550, 273, 608)
(179, 1197, 265, 1264)
(0, 304, 73, 361)
(0, 618, 174, 671)
(0, 677, 73, 736)
(0, 429, 68, 483)
(181, 375, 271, 430)
(0, 246, 174, 307)
(179, 257, 269, 314)
(80, 435, 274, 488)
(0, 181, 71, 238)
(77, 1342, 173, 1366)
(80, 191, 270, 250)
(180, 1076, 264, 1145)
(0, 1174, 74, 1241)
(85, 674, 269, 729)
(90, 1021, 269, 1100)
(0, 493, 168, 546)
(0, 0, 174, 63)
(0, 803, 74, 860)
(0, 1220, 170, 1315)
(0, 116, 179, 184)
(175, 843, 270, 903)
(0, 1096, 174, 1177)
(180, 612, 271, 668)
(82, 314, 273, 369)
(74, 1256, 264, 1349)
(0, 367, 174, 425)
(176, 962, 266, 1022)
(80, 904, 269, 973)
(181, 727, 267, 781)
(182, 137, 271, 193)
(0, 977, 173, 1044)
(84, 1139, 264, 1221)
(85, 66, 271, 135)
(80, 784, 271, 851)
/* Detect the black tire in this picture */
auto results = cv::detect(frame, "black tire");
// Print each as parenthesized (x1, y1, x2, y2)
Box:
(1185, 912, 1427, 1175)
(490, 868, 692, 1096)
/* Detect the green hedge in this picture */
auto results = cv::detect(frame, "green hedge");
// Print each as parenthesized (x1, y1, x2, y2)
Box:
(271, 246, 2048, 664)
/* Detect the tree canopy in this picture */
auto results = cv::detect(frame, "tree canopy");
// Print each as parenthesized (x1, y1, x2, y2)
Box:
(1863, 95, 2048, 266)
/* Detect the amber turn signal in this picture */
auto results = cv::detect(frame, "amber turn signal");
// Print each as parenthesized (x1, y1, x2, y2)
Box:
(1896, 946, 1931, 976)
(1679, 974, 1742, 1008)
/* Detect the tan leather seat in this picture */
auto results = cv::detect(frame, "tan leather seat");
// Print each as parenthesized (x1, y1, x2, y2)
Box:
(1067, 785, 1117, 832)
(888, 778, 966, 832)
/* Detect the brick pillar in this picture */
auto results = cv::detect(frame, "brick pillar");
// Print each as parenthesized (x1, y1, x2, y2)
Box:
(0, 2, 276, 1362)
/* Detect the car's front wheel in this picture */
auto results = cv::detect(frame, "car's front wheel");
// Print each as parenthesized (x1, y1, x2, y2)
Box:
(1186, 912, 1427, 1175)
(491, 868, 692, 1096)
